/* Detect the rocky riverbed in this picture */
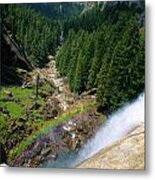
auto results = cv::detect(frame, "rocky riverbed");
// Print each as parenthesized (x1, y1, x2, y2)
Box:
(23, 59, 75, 112)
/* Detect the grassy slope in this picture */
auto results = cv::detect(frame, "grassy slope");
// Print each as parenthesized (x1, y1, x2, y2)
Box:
(0, 86, 102, 161)
(9, 99, 99, 161)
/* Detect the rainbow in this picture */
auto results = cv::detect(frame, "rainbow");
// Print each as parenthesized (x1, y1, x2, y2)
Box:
(9, 99, 96, 161)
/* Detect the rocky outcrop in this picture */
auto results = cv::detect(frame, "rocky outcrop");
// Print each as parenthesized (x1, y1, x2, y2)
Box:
(12, 110, 103, 167)
(23, 60, 75, 112)
(39, 60, 75, 111)
(77, 123, 144, 169)
(5, 119, 34, 154)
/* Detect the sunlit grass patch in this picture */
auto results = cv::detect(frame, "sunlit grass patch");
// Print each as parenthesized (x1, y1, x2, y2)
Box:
(0, 101, 24, 119)
(0, 86, 33, 99)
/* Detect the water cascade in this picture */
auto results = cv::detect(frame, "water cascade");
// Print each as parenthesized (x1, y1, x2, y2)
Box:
(43, 93, 144, 168)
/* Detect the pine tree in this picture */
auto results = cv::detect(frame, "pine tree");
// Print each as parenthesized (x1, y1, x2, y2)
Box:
(73, 31, 88, 93)
(87, 30, 107, 90)
(97, 16, 144, 112)
(2, 4, 60, 67)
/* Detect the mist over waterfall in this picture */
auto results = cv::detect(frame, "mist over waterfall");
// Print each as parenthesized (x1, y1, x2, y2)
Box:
(75, 93, 145, 164)
(43, 93, 144, 168)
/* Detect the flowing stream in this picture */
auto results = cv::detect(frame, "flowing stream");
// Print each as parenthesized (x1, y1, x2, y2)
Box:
(42, 93, 144, 168)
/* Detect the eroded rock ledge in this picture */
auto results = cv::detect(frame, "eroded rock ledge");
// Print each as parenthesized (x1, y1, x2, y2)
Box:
(77, 123, 144, 170)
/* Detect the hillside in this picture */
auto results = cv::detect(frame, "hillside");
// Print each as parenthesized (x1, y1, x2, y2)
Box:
(1, 28, 33, 85)
(1, 1, 145, 111)
(56, 1, 145, 113)
(0, 1, 145, 168)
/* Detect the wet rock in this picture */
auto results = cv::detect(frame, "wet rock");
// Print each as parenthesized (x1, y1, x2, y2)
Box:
(12, 107, 103, 167)
(41, 147, 51, 156)
(36, 155, 45, 163)
(77, 124, 144, 170)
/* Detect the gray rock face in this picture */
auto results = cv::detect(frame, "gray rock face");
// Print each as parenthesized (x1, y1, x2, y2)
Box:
(77, 123, 145, 170)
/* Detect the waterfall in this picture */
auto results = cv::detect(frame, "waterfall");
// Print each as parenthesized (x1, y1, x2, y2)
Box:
(43, 93, 144, 168)
(75, 93, 144, 164)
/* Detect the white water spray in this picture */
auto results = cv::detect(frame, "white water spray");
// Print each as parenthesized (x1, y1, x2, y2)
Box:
(76, 93, 144, 163)
(43, 93, 144, 168)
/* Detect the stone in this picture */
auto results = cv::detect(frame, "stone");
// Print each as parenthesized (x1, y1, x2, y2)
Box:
(12, 102, 103, 167)
(77, 124, 145, 169)
(42, 101, 59, 120)
(4, 90, 13, 97)
(22, 82, 32, 89)
(29, 102, 41, 110)
(47, 55, 54, 61)
(41, 147, 51, 156)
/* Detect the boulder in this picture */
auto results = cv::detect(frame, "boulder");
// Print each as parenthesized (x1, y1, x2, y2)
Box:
(41, 147, 51, 156)
(3, 90, 13, 97)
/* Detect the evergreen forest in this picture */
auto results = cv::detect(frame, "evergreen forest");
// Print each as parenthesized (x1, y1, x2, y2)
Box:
(0, 1, 145, 167)
(1, 1, 145, 113)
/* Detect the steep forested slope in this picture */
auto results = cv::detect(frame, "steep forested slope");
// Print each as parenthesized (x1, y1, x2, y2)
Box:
(56, 1, 145, 113)
(1, 28, 33, 85)
(0, 1, 145, 167)
(1, 4, 60, 67)
(1, 1, 145, 112)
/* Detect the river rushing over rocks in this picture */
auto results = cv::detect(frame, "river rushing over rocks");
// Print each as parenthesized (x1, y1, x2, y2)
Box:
(12, 110, 103, 167)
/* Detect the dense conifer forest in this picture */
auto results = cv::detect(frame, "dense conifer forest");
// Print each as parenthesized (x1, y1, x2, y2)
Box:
(56, 1, 145, 112)
(1, 1, 145, 113)
(0, 1, 145, 167)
